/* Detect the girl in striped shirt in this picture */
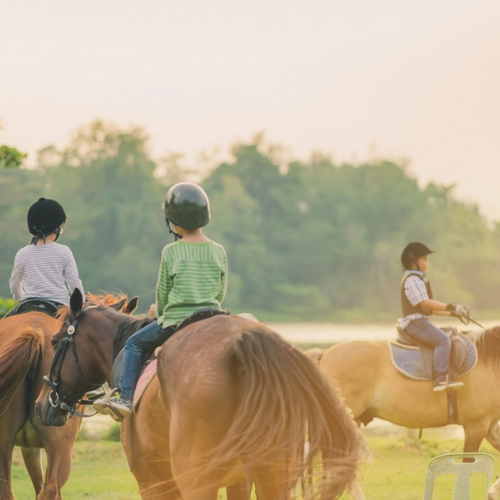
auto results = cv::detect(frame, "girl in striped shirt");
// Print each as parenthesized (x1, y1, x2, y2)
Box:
(97, 182, 228, 419)
(9, 198, 84, 307)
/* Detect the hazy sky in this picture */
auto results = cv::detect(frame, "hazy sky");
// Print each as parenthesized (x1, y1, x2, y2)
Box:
(2, 1, 500, 219)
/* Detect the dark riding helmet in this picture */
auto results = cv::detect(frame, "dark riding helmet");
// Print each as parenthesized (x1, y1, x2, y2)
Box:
(401, 242, 435, 270)
(27, 198, 67, 237)
(163, 182, 210, 229)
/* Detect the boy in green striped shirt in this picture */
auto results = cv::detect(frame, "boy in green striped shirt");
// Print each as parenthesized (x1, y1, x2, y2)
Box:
(100, 182, 228, 418)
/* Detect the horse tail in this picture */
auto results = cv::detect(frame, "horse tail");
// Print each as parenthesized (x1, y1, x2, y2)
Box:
(200, 326, 368, 499)
(0, 326, 45, 416)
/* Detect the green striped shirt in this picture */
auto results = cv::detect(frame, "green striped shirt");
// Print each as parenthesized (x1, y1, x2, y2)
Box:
(156, 240, 228, 328)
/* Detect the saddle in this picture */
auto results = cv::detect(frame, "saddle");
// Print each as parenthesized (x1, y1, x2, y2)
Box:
(390, 326, 477, 381)
(110, 307, 231, 403)
(4, 298, 62, 318)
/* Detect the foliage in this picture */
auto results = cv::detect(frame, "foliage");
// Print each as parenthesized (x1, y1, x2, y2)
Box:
(1, 121, 499, 319)
(0, 297, 17, 318)
(0, 145, 27, 169)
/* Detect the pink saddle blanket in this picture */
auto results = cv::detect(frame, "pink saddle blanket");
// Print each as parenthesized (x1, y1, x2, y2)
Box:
(133, 358, 158, 408)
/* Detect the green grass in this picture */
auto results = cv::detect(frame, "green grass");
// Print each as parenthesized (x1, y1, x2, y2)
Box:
(11, 428, 500, 499)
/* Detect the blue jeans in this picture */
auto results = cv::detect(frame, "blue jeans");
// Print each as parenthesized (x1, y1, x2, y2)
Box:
(405, 317, 451, 383)
(119, 321, 175, 399)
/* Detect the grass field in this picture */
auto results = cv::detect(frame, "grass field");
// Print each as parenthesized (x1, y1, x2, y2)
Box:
(10, 422, 500, 499)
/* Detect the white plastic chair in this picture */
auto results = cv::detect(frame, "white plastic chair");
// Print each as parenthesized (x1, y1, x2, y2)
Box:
(423, 452, 494, 500)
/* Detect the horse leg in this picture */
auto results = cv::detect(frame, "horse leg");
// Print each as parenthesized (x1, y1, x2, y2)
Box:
(485, 423, 500, 451)
(35, 417, 81, 500)
(21, 447, 43, 495)
(486, 424, 500, 500)
(123, 383, 183, 500)
(0, 446, 15, 500)
(226, 478, 252, 500)
(169, 395, 239, 500)
(251, 459, 295, 500)
(0, 434, 17, 500)
(463, 423, 489, 453)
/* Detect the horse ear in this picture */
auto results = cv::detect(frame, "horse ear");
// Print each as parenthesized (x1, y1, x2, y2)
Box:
(124, 296, 139, 315)
(70, 288, 83, 316)
(111, 297, 127, 311)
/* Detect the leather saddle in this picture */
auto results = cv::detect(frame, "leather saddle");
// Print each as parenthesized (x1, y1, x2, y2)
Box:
(4, 298, 62, 318)
(390, 326, 477, 381)
(110, 307, 230, 389)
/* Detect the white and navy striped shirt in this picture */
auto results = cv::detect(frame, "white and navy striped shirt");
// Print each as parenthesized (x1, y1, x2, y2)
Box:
(10, 242, 84, 305)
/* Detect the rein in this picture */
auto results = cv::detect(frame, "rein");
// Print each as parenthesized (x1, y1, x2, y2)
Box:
(43, 304, 102, 418)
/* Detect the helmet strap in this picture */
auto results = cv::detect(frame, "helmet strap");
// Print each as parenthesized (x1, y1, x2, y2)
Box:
(166, 219, 183, 241)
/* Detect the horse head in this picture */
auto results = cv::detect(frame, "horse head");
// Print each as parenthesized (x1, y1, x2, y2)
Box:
(35, 289, 132, 426)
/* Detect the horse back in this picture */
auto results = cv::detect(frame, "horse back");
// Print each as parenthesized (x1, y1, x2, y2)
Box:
(157, 315, 244, 411)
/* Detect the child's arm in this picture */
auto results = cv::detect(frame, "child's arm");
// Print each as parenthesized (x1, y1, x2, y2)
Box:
(216, 249, 228, 303)
(9, 252, 24, 300)
(64, 249, 84, 297)
(155, 248, 173, 317)
(417, 299, 467, 317)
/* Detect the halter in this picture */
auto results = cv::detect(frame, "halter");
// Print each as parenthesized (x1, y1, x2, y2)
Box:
(43, 304, 102, 418)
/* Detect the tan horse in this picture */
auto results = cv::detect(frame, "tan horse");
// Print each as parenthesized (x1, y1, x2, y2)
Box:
(308, 329, 500, 499)
(0, 294, 136, 500)
(36, 289, 367, 500)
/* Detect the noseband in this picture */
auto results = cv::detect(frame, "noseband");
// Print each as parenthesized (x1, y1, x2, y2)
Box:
(43, 304, 101, 418)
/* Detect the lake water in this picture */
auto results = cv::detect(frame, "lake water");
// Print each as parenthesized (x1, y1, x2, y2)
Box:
(269, 320, 498, 344)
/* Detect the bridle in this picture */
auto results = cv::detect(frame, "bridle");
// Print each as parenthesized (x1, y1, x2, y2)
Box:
(43, 304, 103, 418)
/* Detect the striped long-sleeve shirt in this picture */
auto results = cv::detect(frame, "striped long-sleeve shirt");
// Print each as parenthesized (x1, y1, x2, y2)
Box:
(10, 242, 84, 305)
(156, 240, 228, 328)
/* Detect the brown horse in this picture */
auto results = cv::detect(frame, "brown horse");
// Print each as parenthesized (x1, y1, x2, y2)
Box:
(0, 294, 137, 500)
(308, 329, 500, 498)
(36, 289, 366, 500)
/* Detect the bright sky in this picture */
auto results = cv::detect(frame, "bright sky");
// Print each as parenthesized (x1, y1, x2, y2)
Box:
(2, 1, 500, 219)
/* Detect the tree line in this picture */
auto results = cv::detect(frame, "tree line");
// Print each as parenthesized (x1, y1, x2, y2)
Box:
(1, 120, 499, 321)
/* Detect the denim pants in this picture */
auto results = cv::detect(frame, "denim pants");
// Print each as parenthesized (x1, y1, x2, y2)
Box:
(405, 317, 451, 383)
(119, 321, 175, 399)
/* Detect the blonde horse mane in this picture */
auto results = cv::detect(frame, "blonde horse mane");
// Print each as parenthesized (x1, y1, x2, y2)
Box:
(475, 326, 500, 366)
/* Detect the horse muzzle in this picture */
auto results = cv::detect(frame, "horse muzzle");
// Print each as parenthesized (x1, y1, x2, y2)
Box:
(35, 393, 69, 427)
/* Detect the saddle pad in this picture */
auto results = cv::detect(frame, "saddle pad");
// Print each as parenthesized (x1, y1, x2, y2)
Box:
(133, 358, 158, 409)
(389, 334, 477, 381)
(4, 298, 61, 318)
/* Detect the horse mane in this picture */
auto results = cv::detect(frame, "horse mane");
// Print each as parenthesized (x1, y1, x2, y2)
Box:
(114, 316, 154, 359)
(475, 326, 500, 366)
(86, 291, 128, 307)
(56, 292, 129, 320)
(56, 292, 153, 359)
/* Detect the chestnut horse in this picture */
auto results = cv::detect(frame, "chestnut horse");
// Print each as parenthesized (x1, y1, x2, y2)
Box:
(36, 289, 366, 500)
(0, 294, 136, 500)
(308, 328, 500, 499)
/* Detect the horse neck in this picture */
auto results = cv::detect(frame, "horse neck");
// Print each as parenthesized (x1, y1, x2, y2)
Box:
(84, 308, 124, 384)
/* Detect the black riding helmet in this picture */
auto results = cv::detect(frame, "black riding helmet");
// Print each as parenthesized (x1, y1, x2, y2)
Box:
(27, 198, 67, 244)
(163, 182, 210, 230)
(401, 242, 435, 270)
